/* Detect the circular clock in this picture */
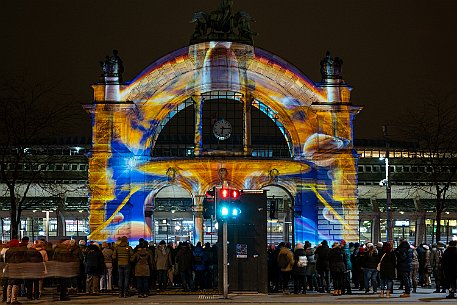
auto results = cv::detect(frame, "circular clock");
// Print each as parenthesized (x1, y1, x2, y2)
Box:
(213, 119, 232, 140)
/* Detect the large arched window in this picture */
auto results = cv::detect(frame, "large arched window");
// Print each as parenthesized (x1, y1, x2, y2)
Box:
(152, 94, 292, 158)
(251, 100, 293, 158)
(152, 99, 195, 157)
(201, 91, 244, 152)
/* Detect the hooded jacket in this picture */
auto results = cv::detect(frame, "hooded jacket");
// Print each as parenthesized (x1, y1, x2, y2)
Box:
(155, 244, 172, 270)
(131, 247, 153, 277)
(113, 238, 133, 266)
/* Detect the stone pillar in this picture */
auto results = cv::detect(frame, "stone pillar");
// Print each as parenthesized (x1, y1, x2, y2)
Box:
(243, 96, 252, 156)
(194, 97, 203, 156)
(193, 195, 204, 243)
(414, 198, 426, 245)
(283, 199, 291, 243)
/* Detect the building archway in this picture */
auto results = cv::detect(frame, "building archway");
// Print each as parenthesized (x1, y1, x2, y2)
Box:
(149, 184, 193, 244)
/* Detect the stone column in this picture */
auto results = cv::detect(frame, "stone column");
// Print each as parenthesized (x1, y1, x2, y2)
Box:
(194, 97, 203, 156)
(193, 195, 204, 243)
(414, 198, 426, 245)
(243, 96, 252, 156)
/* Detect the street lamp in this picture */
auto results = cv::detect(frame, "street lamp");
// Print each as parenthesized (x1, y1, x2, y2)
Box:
(379, 155, 393, 242)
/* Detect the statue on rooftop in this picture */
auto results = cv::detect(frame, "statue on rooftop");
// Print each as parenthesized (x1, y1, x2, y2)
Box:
(320, 51, 343, 80)
(190, 0, 255, 45)
(100, 49, 124, 81)
(234, 11, 256, 41)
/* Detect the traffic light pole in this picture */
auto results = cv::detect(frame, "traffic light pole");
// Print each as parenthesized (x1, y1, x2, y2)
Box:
(222, 221, 228, 299)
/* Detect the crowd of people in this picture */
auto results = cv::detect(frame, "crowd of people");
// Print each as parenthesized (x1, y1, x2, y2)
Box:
(268, 238, 457, 299)
(0, 236, 217, 303)
(2, 235, 457, 303)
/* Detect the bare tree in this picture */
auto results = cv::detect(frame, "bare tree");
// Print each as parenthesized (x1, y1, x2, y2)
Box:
(0, 77, 82, 238)
(393, 91, 457, 242)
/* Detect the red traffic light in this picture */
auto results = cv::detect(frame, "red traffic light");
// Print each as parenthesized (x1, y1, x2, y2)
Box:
(221, 188, 229, 198)
(231, 190, 239, 199)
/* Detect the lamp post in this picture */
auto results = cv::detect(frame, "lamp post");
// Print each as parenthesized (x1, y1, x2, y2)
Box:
(380, 147, 393, 241)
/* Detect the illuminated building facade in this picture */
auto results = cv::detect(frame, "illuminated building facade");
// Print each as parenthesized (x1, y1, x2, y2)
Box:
(85, 38, 361, 245)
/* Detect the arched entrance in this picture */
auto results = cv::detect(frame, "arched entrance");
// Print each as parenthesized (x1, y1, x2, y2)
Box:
(151, 185, 193, 243)
(263, 185, 294, 245)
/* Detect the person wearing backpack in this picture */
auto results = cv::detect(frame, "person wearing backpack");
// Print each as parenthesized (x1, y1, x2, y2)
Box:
(192, 242, 208, 291)
(131, 243, 153, 298)
(293, 243, 307, 294)
(277, 242, 294, 295)
(396, 239, 413, 298)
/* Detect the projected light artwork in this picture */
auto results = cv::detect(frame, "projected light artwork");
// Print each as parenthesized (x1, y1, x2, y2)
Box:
(86, 41, 361, 245)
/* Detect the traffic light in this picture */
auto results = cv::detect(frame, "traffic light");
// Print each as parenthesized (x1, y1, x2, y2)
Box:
(203, 188, 215, 219)
(217, 187, 241, 221)
(269, 199, 277, 219)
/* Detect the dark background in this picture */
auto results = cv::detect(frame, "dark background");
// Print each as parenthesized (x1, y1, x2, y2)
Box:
(2, 0, 456, 140)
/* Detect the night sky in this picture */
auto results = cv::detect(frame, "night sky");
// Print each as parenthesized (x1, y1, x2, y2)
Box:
(2, 0, 456, 140)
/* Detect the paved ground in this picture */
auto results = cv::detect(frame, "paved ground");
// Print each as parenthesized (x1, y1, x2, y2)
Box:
(13, 287, 457, 305)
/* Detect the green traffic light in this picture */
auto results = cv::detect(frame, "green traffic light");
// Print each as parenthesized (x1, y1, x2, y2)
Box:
(221, 206, 229, 216)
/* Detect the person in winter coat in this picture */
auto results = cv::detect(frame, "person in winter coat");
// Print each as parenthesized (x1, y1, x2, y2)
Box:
(442, 240, 457, 299)
(269, 243, 282, 292)
(53, 239, 80, 301)
(85, 243, 104, 294)
(5, 239, 27, 304)
(353, 244, 366, 290)
(396, 239, 413, 297)
(25, 243, 44, 300)
(293, 243, 307, 294)
(304, 242, 317, 291)
(192, 242, 208, 291)
(112, 236, 134, 297)
(77, 240, 87, 293)
(379, 242, 396, 298)
(431, 241, 446, 293)
(411, 246, 420, 293)
(131, 244, 153, 298)
(329, 242, 346, 296)
(422, 244, 432, 287)
(315, 240, 330, 293)
(363, 243, 379, 294)
(341, 240, 352, 295)
(33, 240, 48, 298)
(175, 242, 194, 292)
(154, 240, 172, 292)
(100, 242, 114, 291)
(277, 242, 294, 295)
